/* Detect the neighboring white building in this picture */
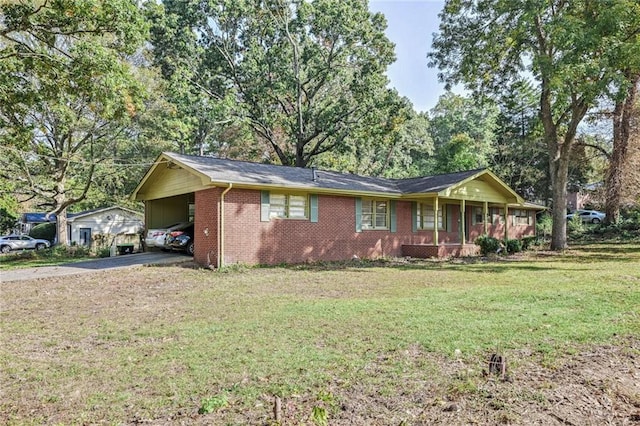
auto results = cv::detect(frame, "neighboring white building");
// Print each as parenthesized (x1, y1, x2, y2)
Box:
(66, 206, 144, 247)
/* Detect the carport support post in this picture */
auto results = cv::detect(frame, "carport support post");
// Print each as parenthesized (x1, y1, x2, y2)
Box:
(217, 183, 233, 269)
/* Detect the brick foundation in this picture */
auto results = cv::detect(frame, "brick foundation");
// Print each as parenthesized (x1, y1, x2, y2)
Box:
(401, 244, 481, 258)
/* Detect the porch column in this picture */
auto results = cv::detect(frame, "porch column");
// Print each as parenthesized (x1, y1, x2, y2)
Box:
(504, 203, 509, 240)
(483, 201, 488, 235)
(460, 199, 466, 246)
(433, 196, 439, 245)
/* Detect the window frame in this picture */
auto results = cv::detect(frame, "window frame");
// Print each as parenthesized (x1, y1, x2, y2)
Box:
(471, 206, 485, 225)
(492, 207, 505, 225)
(361, 199, 389, 230)
(416, 202, 445, 231)
(513, 209, 531, 225)
(269, 193, 309, 220)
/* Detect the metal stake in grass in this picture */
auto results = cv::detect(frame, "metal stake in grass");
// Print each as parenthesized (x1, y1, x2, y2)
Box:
(274, 396, 282, 423)
(488, 353, 507, 378)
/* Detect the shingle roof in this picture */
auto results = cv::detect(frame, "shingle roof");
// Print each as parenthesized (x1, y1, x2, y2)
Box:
(21, 212, 82, 223)
(22, 213, 54, 223)
(68, 206, 142, 220)
(21, 206, 142, 224)
(155, 152, 528, 205)
(169, 152, 402, 194)
(393, 169, 484, 193)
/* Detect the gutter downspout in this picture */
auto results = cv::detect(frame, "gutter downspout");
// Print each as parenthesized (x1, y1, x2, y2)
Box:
(217, 183, 233, 269)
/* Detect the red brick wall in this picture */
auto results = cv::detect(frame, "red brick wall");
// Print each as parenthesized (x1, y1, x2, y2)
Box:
(193, 188, 537, 266)
(221, 191, 419, 265)
(495, 211, 537, 240)
(194, 188, 219, 267)
(402, 244, 480, 258)
(508, 221, 536, 239)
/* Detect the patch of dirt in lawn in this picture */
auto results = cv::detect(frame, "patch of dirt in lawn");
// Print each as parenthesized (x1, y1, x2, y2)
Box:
(149, 339, 640, 425)
(231, 340, 640, 426)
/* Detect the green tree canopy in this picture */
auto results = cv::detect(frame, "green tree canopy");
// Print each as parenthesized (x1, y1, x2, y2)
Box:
(429, 0, 640, 249)
(313, 92, 434, 178)
(0, 0, 148, 244)
(490, 80, 547, 201)
(428, 92, 498, 174)
(148, 0, 403, 168)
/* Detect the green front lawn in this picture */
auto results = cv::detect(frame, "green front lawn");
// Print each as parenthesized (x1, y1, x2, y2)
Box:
(1, 242, 639, 424)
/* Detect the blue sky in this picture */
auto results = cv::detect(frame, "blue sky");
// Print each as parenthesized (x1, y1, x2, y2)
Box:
(369, 0, 446, 113)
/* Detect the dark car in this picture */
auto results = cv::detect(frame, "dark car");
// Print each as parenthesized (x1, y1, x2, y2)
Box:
(164, 223, 194, 255)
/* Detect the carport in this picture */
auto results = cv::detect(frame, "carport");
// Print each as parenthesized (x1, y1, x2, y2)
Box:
(145, 194, 195, 230)
(131, 156, 208, 248)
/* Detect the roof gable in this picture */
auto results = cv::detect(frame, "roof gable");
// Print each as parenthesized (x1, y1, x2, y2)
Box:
(393, 169, 484, 194)
(67, 206, 143, 221)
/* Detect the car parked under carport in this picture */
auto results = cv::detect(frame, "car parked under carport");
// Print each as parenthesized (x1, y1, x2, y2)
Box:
(164, 223, 195, 255)
(145, 222, 191, 250)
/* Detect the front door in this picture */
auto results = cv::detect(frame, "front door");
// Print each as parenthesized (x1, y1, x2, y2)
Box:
(79, 228, 91, 246)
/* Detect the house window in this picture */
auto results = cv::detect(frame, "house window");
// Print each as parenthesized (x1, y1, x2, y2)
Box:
(472, 206, 484, 225)
(513, 209, 531, 225)
(269, 193, 308, 219)
(362, 199, 388, 230)
(492, 207, 505, 225)
(416, 203, 444, 230)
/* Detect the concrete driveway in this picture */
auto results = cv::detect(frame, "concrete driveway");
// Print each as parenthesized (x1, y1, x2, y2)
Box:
(0, 252, 191, 283)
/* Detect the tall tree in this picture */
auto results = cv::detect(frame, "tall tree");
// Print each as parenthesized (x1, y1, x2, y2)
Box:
(71, 66, 184, 212)
(0, 0, 148, 244)
(429, 0, 640, 249)
(314, 92, 433, 178)
(605, 74, 640, 223)
(491, 80, 548, 201)
(428, 92, 498, 174)
(148, 0, 401, 167)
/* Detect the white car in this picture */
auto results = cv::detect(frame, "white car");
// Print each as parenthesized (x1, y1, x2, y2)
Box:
(145, 222, 191, 249)
(0, 235, 51, 253)
(566, 209, 606, 224)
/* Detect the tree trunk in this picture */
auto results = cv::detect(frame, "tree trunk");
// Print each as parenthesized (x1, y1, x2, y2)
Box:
(56, 208, 68, 246)
(540, 84, 570, 250)
(540, 82, 587, 250)
(295, 143, 307, 168)
(605, 74, 639, 224)
(549, 152, 570, 250)
(51, 178, 71, 246)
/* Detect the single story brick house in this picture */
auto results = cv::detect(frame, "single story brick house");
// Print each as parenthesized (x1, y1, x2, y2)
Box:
(132, 152, 543, 267)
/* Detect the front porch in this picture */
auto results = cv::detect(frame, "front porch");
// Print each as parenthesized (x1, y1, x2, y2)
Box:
(401, 243, 481, 259)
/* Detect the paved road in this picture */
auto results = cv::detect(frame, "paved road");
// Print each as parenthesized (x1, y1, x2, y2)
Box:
(0, 252, 191, 283)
